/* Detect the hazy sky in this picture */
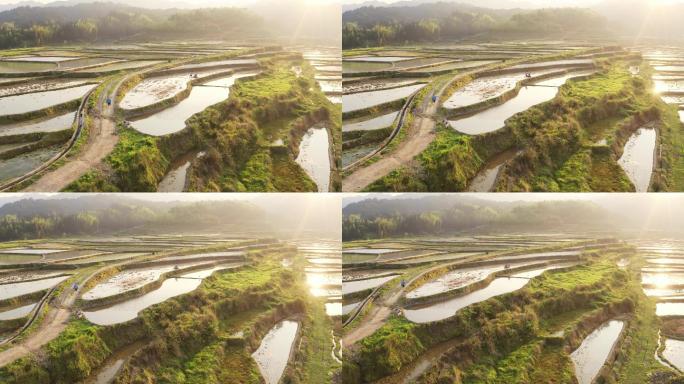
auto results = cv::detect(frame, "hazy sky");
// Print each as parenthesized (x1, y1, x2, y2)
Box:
(0, 0, 340, 5)
(0, 192, 340, 205)
(341, 0, 684, 6)
(343, 192, 684, 205)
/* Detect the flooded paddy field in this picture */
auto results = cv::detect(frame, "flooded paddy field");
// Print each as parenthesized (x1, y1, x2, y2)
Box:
(617, 127, 657, 192)
(343, 110, 398, 132)
(128, 71, 258, 136)
(0, 145, 62, 185)
(448, 84, 559, 135)
(0, 83, 95, 116)
(466, 149, 519, 192)
(303, 48, 342, 105)
(82, 263, 243, 325)
(442, 68, 560, 109)
(297, 240, 342, 317)
(342, 83, 425, 114)
(343, 77, 424, 94)
(156, 151, 202, 192)
(0, 61, 56, 74)
(0, 111, 74, 137)
(72, 60, 164, 73)
(0, 78, 91, 97)
(0, 275, 70, 300)
(571, 320, 625, 384)
(295, 124, 332, 192)
(252, 320, 300, 384)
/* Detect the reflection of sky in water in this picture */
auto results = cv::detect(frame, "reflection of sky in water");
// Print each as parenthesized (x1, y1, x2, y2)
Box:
(301, 242, 341, 315)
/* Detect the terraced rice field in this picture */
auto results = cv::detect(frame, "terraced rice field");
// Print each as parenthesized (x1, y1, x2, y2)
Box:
(342, 232, 677, 384)
(0, 226, 341, 383)
(341, 42, 664, 192)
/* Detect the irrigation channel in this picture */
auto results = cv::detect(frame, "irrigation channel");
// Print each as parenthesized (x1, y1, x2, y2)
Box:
(0, 43, 338, 192)
(342, 234, 684, 383)
(341, 41, 664, 192)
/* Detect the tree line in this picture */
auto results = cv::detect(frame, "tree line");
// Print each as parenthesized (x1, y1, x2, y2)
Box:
(343, 7, 606, 49)
(0, 200, 265, 241)
(0, 5, 264, 49)
(342, 200, 609, 241)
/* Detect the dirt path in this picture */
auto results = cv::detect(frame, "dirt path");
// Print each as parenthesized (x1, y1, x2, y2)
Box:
(341, 73, 467, 192)
(342, 259, 465, 347)
(342, 284, 405, 347)
(0, 281, 80, 367)
(23, 78, 121, 192)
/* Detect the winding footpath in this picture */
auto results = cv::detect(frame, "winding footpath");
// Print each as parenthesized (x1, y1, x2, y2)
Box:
(0, 260, 123, 368)
(341, 73, 466, 192)
(341, 255, 480, 347)
(0, 278, 80, 367)
(23, 78, 121, 192)
(342, 284, 405, 347)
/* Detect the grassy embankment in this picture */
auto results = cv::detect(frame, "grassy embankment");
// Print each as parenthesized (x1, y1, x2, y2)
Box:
(66, 57, 339, 192)
(343, 247, 682, 384)
(365, 60, 684, 192)
(0, 250, 339, 384)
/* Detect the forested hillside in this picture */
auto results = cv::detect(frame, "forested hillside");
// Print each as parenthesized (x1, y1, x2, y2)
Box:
(0, 196, 265, 240)
(343, 3, 607, 48)
(0, 3, 264, 48)
(342, 197, 611, 240)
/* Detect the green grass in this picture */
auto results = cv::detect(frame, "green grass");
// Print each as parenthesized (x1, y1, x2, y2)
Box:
(560, 65, 633, 100)
(232, 65, 296, 100)
(237, 149, 276, 191)
(105, 125, 168, 191)
(583, 115, 623, 143)
(366, 125, 483, 192)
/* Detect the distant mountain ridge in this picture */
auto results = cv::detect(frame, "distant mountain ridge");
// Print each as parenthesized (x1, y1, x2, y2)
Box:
(343, 1, 518, 26)
(0, 0, 215, 12)
(0, 0, 341, 42)
(0, 2, 176, 25)
(343, 0, 684, 41)
(342, 195, 613, 240)
(343, 0, 554, 12)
